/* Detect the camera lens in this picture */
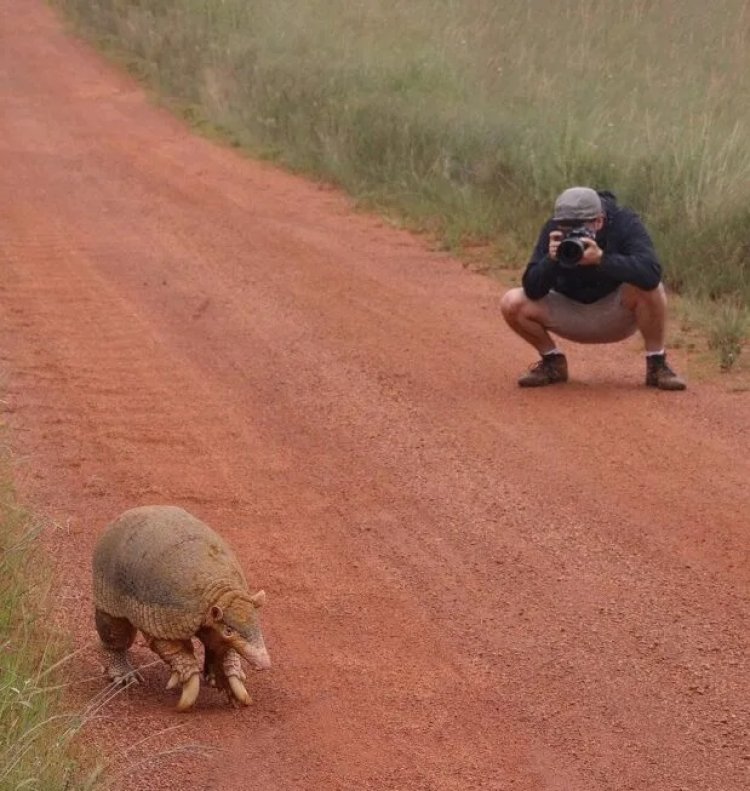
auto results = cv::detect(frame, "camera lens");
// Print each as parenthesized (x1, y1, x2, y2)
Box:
(557, 237, 585, 267)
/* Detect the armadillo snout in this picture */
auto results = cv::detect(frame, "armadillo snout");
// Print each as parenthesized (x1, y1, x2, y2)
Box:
(241, 643, 271, 670)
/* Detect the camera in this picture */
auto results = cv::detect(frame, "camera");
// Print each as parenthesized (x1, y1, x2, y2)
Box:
(557, 226, 595, 268)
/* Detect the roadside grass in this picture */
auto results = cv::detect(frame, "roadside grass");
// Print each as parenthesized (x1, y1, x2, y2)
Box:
(51, 0, 749, 368)
(707, 301, 748, 372)
(676, 297, 750, 374)
(0, 446, 103, 791)
(0, 434, 215, 789)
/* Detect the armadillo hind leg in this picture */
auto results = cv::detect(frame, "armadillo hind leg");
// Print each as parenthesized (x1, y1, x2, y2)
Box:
(203, 641, 219, 686)
(94, 609, 144, 685)
(144, 635, 201, 712)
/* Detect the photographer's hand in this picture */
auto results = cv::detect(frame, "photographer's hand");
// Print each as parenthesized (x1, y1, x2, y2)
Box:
(579, 237, 603, 266)
(549, 231, 563, 261)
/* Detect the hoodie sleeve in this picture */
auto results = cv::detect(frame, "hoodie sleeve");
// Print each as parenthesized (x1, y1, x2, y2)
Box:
(599, 211, 662, 290)
(521, 221, 558, 300)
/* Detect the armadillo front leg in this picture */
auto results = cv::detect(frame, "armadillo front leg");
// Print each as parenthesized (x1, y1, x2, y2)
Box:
(94, 609, 143, 685)
(203, 647, 251, 706)
(222, 649, 251, 706)
(144, 635, 201, 711)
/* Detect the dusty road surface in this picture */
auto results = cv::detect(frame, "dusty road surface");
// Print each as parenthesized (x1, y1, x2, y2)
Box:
(1, 3, 748, 790)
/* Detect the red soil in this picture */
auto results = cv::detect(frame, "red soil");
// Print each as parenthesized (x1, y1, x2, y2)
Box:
(1, 3, 748, 789)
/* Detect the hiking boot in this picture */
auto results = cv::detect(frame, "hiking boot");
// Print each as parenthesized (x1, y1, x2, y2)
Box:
(646, 354, 687, 391)
(518, 353, 568, 387)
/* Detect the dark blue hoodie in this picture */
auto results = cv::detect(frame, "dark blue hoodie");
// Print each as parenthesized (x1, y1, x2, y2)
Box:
(522, 191, 662, 304)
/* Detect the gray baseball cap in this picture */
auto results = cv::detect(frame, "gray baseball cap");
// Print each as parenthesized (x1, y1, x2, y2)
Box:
(552, 187, 602, 222)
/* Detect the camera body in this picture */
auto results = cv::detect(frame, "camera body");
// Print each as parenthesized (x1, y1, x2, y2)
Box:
(557, 226, 596, 268)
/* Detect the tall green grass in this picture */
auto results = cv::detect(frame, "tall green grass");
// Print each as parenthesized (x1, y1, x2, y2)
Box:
(0, 451, 102, 790)
(55, 0, 749, 350)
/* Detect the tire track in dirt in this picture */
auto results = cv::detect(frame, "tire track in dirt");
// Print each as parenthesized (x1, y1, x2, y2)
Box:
(1, 3, 748, 790)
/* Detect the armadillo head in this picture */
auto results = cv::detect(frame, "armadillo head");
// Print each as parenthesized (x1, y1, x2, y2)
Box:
(205, 590, 271, 670)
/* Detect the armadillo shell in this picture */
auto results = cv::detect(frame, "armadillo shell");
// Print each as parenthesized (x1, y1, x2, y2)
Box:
(93, 505, 248, 640)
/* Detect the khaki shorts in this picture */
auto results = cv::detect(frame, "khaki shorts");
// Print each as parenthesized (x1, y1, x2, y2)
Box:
(542, 286, 638, 344)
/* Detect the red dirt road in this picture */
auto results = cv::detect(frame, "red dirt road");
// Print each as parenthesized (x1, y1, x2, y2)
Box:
(1, 3, 748, 790)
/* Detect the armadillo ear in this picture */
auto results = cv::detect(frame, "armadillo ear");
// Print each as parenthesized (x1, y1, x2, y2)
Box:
(209, 605, 223, 622)
(250, 590, 266, 608)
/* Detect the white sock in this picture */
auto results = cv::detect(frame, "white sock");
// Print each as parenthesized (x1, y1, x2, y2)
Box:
(646, 349, 665, 357)
(542, 348, 563, 357)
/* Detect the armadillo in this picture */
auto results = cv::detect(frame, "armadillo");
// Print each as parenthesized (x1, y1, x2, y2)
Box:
(92, 505, 271, 711)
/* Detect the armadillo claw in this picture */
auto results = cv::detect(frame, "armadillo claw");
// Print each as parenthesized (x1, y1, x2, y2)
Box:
(107, 666, 144, 686)
(227, 675, 251, 706)
(119, 670, 144, 686)
(176, 673, 201, 712)
(165, 671, 180, 691)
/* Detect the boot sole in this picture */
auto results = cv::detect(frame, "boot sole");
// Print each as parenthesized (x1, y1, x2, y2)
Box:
(518, 378, 568, 388)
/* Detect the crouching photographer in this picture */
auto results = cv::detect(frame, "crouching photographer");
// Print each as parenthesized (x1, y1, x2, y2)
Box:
(500, 187, 686, 390)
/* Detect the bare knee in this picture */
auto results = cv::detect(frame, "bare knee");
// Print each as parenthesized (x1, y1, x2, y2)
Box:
(621, 283, 666, 310)
(500, 287, 529, 320)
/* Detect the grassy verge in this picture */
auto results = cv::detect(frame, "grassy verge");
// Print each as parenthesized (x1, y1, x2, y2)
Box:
(0, 444, 102, 790)
(51, 0, 749, 367)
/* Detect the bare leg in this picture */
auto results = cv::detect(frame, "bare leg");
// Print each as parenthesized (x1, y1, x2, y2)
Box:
(620, 283, 667, 352)
(94, 609, 143, 685)
(500, 288, 557, 354)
